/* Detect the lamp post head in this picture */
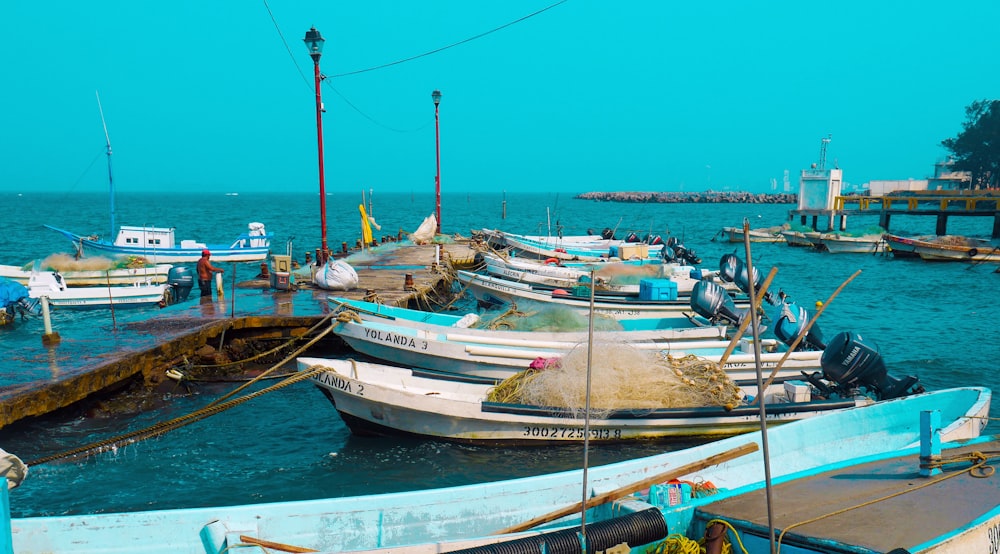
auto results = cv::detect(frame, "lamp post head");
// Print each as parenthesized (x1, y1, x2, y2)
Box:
(304, 27, 325, 62)
(432, 90, 442, 107)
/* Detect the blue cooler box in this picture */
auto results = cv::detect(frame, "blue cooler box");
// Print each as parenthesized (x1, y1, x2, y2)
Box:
(639, 278, 678, 301)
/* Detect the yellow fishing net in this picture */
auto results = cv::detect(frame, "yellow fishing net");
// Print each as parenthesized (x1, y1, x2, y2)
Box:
(486, 342, 743, 415)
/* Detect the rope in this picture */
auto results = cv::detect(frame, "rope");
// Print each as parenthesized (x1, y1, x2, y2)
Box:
(646, 519, 748, 554)
(188, 311, 337, 369)
(25, 365, 328, 467)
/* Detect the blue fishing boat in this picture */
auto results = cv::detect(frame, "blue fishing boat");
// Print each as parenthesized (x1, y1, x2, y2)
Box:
(1, 386, 989, 553)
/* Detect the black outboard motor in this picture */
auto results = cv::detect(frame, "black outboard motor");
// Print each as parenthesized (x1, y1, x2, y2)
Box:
(772, 302, 825, 351)
(167, 266, 194, 303)
(690, 280, 746, 326)
(625, 232, 640, 243)
(645, 234, 663, 246)
(666, 237, 678, 249)
(601, 228, 615, 240)
(810, 331, 923, 400)
(660, 246, 677, 262)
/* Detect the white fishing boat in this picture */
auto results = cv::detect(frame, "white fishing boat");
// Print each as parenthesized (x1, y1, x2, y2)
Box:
(329, 315, 820, 381)
(328, 297, 730, 338)
(718, 225, 786, 243)
(780, 228, 816, 247)
(456, 270, 732, 325)
(299, 356, 877, 444)
(482, 229, 665, 262)
(2, 386, 989, 553)
(27, 270, 170, 309)
(44, 93, 272, 264)
(0, 259, 173, 286)
(811, 231, 886, 254)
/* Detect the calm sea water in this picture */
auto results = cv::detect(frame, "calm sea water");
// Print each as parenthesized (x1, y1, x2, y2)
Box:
(1, 190, 998, 517)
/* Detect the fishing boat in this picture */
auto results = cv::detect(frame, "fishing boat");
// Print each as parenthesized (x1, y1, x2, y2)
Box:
(44, 93, 272, 264)
(328, 297, 731, 338)
(298, 328, 927, 444)
(718, 225, 786, 243)
(481, 229, 665, 262)
(811, 230, 886, 254)
(456, 270, 733, 324)
(0, 259, 173, 286)
(26, 270, 172, 309)
(885, 233, 1000, 263)
(2, 386, 989, 553)
(477, 252, 717, 296)
(327, 315, 820, 380)
(45, 223, 272, 264)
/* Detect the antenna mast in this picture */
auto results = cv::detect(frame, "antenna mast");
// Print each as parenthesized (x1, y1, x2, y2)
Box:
(818, 134, 832, 170)
(96, 91, 115, 240)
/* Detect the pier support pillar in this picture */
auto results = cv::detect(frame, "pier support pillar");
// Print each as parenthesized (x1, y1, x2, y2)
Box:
(838, 215, 847, 231)
(879, 212, 890, 231)
(935, 214, 948, 236)
(40, 296, 61, 347)
(993, 213, 1000, 238)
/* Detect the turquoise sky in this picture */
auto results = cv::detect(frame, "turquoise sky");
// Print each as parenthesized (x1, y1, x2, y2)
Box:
(2, 1, 997, 195)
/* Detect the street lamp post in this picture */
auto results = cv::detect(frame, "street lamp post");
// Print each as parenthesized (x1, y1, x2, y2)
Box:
(432, 90, 442, 234)
(304, 26, 329, 264)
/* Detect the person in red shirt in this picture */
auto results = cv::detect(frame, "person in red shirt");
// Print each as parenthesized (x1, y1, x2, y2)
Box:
(196, 249, 224, 297)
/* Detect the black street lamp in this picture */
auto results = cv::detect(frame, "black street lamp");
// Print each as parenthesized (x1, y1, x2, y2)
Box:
(304, 26, 329, 263)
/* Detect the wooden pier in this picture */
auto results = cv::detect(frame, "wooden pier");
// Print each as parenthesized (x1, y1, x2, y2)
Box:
(790, 191, 1000, 237)
(0, 241, 480, 430)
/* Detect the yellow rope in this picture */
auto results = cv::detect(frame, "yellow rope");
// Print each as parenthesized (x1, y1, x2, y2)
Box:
(644, 519, 748, 554)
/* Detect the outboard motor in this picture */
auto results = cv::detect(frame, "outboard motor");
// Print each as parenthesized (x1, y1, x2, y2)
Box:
(645, 234, 663, 246)
(812, 331, 923, 400)
(625, 232, 640, 243)
(601, 228, 615, 240)
(666, 236, 678, 249)
(719, 254, 739, 283)
(772, 302, 825, 351)
(690, 280, 746, 326)
(167, 266, 194, 303)
(660, 246, 676, 262)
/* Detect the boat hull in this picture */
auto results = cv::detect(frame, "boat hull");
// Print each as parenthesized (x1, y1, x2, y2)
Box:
(45, 225, 271, 263)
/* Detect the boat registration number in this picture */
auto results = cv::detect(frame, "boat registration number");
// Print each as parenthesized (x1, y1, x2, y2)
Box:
(521, 426, 622, 440)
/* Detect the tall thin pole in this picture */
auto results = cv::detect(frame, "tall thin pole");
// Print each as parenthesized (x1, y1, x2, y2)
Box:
(432, 90, 442, 234)
(96, 91, 114, 240)
(305, 27, 329, 263)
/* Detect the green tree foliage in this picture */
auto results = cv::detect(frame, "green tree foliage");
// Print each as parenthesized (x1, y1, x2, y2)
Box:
(941, 100, 1000, 189)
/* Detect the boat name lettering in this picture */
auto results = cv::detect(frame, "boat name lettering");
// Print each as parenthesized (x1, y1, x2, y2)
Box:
(595, 309, 642, 316)
(521, 426, 622, 440)
(317, 372, 361, 395)
(362, 328, 424, 349)
(989, 521, 1000, 554)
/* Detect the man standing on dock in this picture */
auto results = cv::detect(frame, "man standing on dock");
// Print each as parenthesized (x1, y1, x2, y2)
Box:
(197, 249, 224, 298)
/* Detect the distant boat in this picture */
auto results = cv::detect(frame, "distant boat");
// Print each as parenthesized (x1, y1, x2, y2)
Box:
(0, 260, 173, 287)
(718, 225, 786, 243)
(44, 93, 272, 264)
(885, 233, 1000, 263)
(811, 231, 886, 254)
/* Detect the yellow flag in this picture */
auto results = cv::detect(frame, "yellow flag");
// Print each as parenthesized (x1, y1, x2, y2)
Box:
(359, 204, 373, 245)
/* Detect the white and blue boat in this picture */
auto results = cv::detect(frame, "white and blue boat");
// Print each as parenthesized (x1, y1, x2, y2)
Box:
(1, 386, 990, 553)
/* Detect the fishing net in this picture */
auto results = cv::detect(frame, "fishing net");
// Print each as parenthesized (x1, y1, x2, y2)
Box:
(836, 225, 885, 238)
(38, 253, 154, 271)
(591, 263, 664, 286)
(473, 301, 625, 332)
(486, 342, 743, 417)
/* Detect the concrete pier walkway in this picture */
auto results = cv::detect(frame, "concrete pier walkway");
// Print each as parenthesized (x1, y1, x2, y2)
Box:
(0, 241, 478, 430)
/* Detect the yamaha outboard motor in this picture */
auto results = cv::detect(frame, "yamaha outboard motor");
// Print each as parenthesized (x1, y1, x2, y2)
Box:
(690, 280, 746, 326)
(772, 302, 825, 351)
(810, 331, 922, 400)
(601, 228, 615, 240)
(167, 266, 194, 303)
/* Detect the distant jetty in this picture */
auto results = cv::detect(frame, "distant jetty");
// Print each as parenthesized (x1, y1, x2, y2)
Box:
(576, 191, 797, 204)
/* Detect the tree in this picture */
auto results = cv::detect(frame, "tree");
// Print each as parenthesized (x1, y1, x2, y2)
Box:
(941, 100, 1000, 189)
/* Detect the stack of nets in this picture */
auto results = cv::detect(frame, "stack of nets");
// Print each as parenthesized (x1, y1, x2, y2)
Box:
(486, 342, 743, 417)
(476, 301, 625, 332)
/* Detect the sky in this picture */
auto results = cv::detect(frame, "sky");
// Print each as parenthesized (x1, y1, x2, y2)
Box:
(2, 1, 998, 195)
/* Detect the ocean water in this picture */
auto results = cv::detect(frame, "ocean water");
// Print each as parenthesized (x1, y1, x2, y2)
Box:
(1, 190, 998, 518)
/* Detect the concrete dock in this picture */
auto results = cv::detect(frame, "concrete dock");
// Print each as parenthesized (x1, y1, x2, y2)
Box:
(0, 241, 479, 430)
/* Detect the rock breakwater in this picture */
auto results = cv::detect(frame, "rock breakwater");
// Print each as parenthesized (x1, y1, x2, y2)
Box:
(576, 191, 796, 204)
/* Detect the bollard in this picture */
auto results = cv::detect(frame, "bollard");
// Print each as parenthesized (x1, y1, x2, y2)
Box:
(259, 262, 269, 279)
(40, 296, 61, 346)
(341, 241, 348, 253)
(404, 274, 415, 290)
(304, 251, 312, 265)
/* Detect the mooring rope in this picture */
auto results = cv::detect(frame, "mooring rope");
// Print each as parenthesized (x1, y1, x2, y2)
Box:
(187, 311, 337, 370)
